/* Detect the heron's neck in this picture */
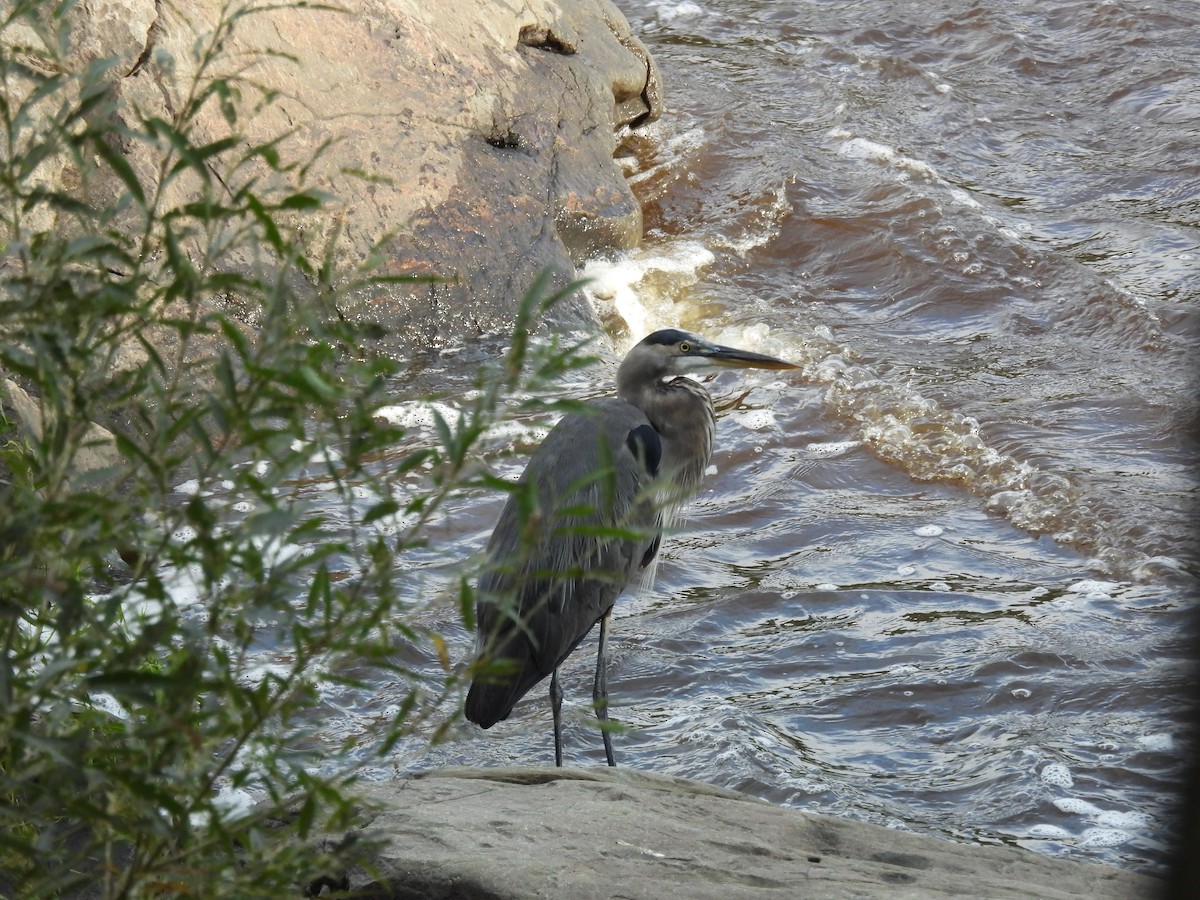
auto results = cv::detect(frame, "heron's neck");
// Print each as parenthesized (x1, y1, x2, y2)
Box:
(618, 375, 715, 494)
(616, 373, 684, 424)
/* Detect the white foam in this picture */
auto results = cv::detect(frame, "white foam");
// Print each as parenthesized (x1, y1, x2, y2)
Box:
(1096, 810, 1151, 830)
(1067, 579, 1123, 596)
(835, 135, 938, 179)
(1040, 762, 1074, 787)
(191, 784, 258, 829)
(896, 564, 917, 576)
(121, 561, 207, 624)
(1054, 797, 1102, 816)
(580, 243, 716, 341)
(1027, 824, 1071, 839)
(370, 500, 421, 537)
(949, 187, 980, 209)
(1078, 828, 1132, 848)
(804, 440, 862, 457)
(485, 418, 553, 446)
(914, 525, 944, 537)
(653, 0, 704, 19)
(731, 409, 777, 431)
(213, 784, 257, 819)
(87, 692, 130, 721)
(171, 524, 198, 543)
(1136, 733, 1175, 752)
(815, 583, 838, 591)
(308, 445, 342, 466)
(625, 125, 707, 188)
(374, 401, 460, 433)
(239, 661, 292, 688)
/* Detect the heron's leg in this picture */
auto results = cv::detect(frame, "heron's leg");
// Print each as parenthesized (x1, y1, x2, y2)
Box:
(550, 667, 563, 768)
(594, 609, 616, 767)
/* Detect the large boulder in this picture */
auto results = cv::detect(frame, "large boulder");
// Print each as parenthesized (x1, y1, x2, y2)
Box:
(14, 0, 660, 350)
(326, 767, 1161, 899)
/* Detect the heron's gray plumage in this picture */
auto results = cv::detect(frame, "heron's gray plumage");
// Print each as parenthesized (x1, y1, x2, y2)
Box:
(466, 398, 661, 729)
(465, 328, 797, 765)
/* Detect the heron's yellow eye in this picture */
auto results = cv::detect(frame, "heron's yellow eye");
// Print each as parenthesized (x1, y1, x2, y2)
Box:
(679, 341, 690, 353)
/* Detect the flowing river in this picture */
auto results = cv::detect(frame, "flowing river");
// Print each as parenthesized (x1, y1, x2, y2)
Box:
(230, 0, 1199, 877)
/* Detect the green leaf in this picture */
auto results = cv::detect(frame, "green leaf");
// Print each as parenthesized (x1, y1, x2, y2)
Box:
(166, 135, 240, 179)
(277, 190, 327, 211)
(246, 194, 285, 254)
(90, 132, 146, 207)
(361, 499, 400, 526)
(457, 577, 476, 631)
(288, 365, 337, 402)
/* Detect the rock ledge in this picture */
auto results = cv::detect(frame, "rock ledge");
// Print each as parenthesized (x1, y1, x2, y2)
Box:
(336, 766, 1160, 899)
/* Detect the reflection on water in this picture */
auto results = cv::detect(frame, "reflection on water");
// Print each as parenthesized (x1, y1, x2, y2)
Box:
(213, 0, 1200, 879)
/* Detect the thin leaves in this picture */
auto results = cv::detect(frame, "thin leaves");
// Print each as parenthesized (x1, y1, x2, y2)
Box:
(0, 1, 598, 896)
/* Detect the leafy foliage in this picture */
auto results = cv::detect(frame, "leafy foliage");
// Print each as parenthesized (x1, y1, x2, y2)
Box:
(0, 1, 592, 895)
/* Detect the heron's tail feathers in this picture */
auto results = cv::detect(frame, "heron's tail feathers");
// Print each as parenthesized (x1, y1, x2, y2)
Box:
(465, 650, 547, 729)
(464, 677, 518, 729)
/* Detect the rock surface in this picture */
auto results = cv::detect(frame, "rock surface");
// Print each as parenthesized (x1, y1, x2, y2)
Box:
(11, 0, 659, 350)
(1, 378, 123, 484)
(335, 767, 1161, 899)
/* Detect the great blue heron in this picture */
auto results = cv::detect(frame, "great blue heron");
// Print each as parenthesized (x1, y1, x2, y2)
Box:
(465, 328, 798, 766)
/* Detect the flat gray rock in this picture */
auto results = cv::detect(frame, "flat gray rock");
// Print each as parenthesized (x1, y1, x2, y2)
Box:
(340, 766, 1159, 899)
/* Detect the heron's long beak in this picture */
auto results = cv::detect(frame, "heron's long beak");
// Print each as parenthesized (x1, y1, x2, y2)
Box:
(701, 342, 800, 371)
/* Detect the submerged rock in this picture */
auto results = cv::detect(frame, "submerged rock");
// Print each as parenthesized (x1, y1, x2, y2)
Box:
(324, 767, 1160, 899)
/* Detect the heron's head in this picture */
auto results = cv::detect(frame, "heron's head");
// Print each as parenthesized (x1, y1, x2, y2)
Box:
(626, 328, 799, 379)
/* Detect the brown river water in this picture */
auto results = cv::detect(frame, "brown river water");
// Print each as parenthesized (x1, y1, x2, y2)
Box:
(188, 0, 1200, 878)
